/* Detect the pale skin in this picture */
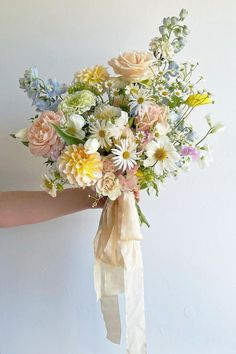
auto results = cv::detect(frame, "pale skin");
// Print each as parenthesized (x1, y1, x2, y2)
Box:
(0, 188, 105, 228)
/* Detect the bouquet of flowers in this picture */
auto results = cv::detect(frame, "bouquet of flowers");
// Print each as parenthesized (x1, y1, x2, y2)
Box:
(13, 9, 223, 354)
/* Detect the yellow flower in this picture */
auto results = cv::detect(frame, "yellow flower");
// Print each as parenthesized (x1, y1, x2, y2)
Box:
(74, 65, 110, 87)
(185, 93, 213, 107)
(58, 145, 103, 187)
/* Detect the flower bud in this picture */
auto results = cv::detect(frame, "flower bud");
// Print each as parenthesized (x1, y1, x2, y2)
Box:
(15, 127, 29, 142)
(179, 9, 188, 20)
(210, 122, 224, 134)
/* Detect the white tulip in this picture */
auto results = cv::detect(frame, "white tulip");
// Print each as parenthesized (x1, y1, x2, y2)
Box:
(84, 138, 100, 154)
(15, 127, 28, 142)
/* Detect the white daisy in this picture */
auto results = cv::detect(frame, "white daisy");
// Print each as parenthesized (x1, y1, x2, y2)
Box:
(144, 136, 180, 175)
(40, 174, 57, 198)
(111, 139, 138, 171)
(129, 87, 153, 115)
(90, 120, 113, 148)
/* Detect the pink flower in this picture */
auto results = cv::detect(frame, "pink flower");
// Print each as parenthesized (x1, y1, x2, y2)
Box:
(118, 168, 139, 193)
(102, 155, 115, 173)
(27, 111, 64, 160)
(181, 146, 200, 161)
(137, 104, 170, 134)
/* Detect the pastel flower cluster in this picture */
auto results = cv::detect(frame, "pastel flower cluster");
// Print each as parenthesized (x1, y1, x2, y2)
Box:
(14, 9, 223, 225)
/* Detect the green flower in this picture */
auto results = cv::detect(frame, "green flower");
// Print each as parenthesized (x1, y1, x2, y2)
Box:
(58, 90, 96, 116)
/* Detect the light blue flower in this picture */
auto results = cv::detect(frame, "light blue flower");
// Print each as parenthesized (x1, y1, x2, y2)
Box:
(34, 97, 61, 112)
(45, 79, 67, 98)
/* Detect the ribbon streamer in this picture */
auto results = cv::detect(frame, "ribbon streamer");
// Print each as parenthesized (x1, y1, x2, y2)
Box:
(94, 192, 147, 354)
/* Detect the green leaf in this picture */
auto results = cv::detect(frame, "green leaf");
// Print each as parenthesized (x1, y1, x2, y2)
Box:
(51, 123, 83, 145)
(135, 202, 150, 228)
(10, 134, 29, 147)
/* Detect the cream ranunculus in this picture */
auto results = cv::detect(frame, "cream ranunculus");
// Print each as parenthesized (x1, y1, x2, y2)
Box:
(108, 51, 154, 82)
(96, 172, 121, 200)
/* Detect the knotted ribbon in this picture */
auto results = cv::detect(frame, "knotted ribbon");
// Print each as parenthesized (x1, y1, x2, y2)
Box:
(94, 191, 147, 354)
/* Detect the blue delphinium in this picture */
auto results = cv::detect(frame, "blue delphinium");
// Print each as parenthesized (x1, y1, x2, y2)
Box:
(19, 67, 67, 112)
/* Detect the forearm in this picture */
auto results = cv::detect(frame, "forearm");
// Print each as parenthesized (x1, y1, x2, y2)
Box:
(0, 188, 100, 228)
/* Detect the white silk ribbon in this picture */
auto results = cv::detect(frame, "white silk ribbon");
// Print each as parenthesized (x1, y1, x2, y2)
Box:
(93, 192, 147, 354)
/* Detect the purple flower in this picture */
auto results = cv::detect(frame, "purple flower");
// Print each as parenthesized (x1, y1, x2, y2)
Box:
(181, 146, 200, 161)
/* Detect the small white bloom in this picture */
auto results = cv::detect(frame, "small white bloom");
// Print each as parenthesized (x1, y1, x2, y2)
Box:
(115, 111, 129, 127)
(84, 138, 100, 154)
(111, 139, 138, 171)
(198, 144, 213, 168)
(41, 174, 57, 197)
(15, 127, 28, 142)
(90, 120, 113, 148)
(160, 89, 170, 99)
(144, 136, 180, 175)
(129, 87, 153, 115)
(66, 114, 86, 139)
(205, 114, 213, 127)
(211, 122, 224, 134)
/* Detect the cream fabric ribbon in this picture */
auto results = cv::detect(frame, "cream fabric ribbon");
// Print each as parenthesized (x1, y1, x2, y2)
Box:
(94, 192, 147, 354)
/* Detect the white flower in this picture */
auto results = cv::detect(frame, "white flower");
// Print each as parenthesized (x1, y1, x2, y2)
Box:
(198, 144, 213, 168)
(144, 136, 180, 175)
(111, 138, 138, 171)
(66, 114, 86, 140)
(129, 87, 153, 115)
(210, 122, 224, 134)
(40, 174, 57, 197)
(160, 89, 170, 99)
(94, 104, 121, 120)
(149, 37, 174, 60)
(84, 138, 100, 154)
(115, 111, 129, 127)
(15, 127, 29, 142)
(96, 172, 121, 200)
(111, 111, 129, 139)
(90, 120, 113, 148)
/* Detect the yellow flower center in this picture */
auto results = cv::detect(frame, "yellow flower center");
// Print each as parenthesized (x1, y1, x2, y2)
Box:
(123, 151, 130, 159)
(155, 148, 168, 161)
(67, 127, 76, 135)
(137, 97, 145, 104)
(99, 129, 106, 138)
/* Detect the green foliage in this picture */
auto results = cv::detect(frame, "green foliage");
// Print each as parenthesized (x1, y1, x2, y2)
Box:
(51, 123, 83, 145)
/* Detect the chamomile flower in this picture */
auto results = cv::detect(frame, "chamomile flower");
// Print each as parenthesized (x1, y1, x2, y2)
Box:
(111, 139, 138, 171)
(173, 89, 183, 98)
(129, 87, 153, 115)
(160, 89, 170, 99)
(90, 120, 113, 149)
(144, 136, 180, 175)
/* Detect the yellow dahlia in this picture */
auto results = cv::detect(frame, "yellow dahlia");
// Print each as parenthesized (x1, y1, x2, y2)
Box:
(58, 145, 103, 187)
(74, 65, 110, 87)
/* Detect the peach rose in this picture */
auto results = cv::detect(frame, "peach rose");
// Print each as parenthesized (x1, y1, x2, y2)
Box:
(137, 104, 170, 134)
(108, 51, 154, 82)
(28, 111, 64, 160)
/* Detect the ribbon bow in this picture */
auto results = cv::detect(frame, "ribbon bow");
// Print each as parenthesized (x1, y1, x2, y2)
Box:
(94, 192, 147, 354)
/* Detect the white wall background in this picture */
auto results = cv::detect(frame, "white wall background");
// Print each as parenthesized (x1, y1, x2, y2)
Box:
(0, 1, 235, 353)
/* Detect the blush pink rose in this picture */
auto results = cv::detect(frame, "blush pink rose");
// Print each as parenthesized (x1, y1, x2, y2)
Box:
(27, 111, 64, 160)
(118, 168, 139, 193)
(137, 104, 170, 134)
(108, 51, 154, 82)
(102, 155, 115, 173)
